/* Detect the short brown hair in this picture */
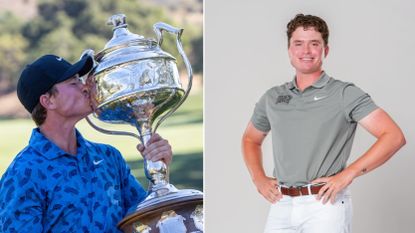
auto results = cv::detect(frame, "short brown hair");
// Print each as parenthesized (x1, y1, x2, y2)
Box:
(31, 86, 58, 126)
(287, 14, 329, 46)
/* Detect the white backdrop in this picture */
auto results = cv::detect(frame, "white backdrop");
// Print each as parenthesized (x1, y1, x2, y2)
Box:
(205, 0, 415, 232)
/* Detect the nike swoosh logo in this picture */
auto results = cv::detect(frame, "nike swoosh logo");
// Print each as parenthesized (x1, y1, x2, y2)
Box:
(93, 159, 103, 165)
(313, 96, 327, 101)
(56, 57, 63, 61)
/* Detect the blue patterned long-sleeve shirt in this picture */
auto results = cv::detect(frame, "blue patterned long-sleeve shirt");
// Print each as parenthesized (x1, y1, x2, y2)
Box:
(0, 128, 147, 232)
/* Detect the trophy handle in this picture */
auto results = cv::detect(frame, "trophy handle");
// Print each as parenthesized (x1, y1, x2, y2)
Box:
(152, 22, 193, 133)
(85, 115, 141, 140)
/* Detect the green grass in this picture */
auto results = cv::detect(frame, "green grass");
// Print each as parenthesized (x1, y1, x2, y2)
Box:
(0, 92, 203, 190)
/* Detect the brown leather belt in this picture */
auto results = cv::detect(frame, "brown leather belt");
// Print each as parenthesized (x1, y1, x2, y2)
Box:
(280, 184, 324, 197)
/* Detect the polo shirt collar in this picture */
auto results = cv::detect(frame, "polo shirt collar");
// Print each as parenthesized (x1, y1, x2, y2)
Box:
(29, 128, 88, 160)
(312, 71, 330, 88)
(288, 71, 330, 91)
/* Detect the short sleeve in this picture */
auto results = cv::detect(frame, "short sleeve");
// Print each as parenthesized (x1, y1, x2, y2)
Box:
(251, 91, 271, 132)
(0, 167, 44, 232)
(342, 83, 378, 122)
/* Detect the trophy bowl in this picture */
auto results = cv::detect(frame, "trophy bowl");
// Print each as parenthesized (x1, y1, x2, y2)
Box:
(84, 14, 203, 233)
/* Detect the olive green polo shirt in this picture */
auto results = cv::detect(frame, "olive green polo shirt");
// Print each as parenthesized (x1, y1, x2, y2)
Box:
(251, 72, 378, 187)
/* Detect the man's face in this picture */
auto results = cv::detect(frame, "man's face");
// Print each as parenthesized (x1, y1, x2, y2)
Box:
(49, 75, 93, 119)
(288, 26, 328, 75)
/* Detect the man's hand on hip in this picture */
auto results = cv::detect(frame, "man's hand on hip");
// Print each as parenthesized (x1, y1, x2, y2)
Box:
(254, 176, 282, 204)
(312, 169, 356, 204)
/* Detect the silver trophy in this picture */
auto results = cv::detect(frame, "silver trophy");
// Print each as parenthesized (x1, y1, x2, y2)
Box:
(84, 14, 203, 233)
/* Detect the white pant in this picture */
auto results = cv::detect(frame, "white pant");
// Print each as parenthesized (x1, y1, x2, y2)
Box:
(264, 188, 352, 233)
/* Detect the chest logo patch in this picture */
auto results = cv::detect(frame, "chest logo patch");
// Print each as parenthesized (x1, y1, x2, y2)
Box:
(93, 159, 103, 165)
(276, 95, 292, 104)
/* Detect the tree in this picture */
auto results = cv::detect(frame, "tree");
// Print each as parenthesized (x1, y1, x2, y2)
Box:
(0, 12, 28, 93)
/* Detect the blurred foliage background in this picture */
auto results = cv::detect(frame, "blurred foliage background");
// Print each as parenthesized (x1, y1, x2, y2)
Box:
(0, 0, 203, 95)
(0, 0, 203, 190)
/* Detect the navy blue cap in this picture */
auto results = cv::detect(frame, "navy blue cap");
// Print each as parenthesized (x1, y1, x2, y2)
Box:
(17, 54, 94, 113)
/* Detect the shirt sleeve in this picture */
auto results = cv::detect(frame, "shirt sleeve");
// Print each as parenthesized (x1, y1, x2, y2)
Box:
(251, 91, 271, 132)
(0, 167, 44, 232)
(342, 83, 378, 122)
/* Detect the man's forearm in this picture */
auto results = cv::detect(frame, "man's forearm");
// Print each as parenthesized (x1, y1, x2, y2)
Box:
(345, 131, 406, 178)
(242, 122, 269, 181)
(242, 130, 282, 203)
(242, 139, 267, 181)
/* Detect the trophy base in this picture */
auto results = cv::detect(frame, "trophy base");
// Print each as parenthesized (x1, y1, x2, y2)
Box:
(118, 188, 203, 233)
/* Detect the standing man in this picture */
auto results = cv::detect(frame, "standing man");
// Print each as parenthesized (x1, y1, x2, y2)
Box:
(0, 54, 172, 232)
(242, 14, 406, 233)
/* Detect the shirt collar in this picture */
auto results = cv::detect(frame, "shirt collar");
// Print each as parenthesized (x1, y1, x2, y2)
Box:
(287, 71, 330, 90)
(311, 71, 330, 88)
(29, 128, 88, 160)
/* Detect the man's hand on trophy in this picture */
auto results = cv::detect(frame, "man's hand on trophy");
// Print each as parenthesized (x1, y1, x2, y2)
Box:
(137, 133, 173, 165)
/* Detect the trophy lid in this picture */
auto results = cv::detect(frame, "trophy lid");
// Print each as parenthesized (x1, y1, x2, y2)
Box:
(94, 14, 174, 74)
(104, 14, 146, 49)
